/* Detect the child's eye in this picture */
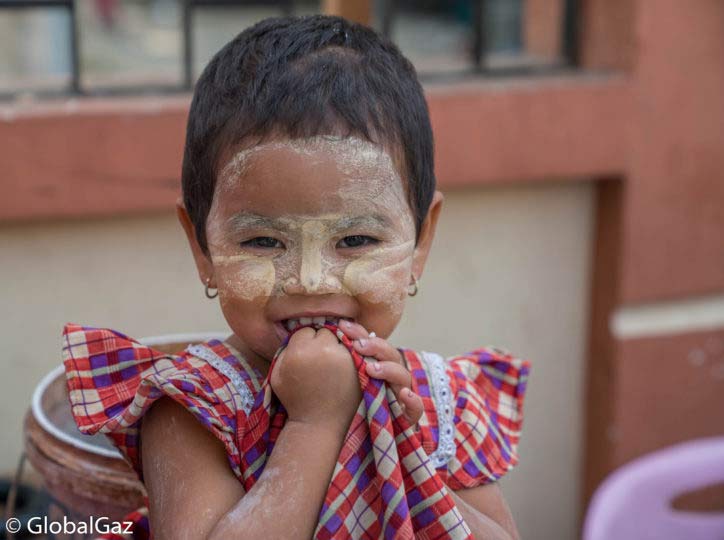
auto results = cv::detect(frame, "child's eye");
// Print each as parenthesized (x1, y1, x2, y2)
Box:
(240, 237, 284, 249)
(337, 235, 378, 248)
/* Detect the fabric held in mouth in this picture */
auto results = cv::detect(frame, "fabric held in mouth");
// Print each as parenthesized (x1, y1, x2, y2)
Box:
(62, 323, 530, 539)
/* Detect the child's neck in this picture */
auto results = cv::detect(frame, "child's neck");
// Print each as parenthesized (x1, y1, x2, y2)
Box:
(225, 333, 272, 377)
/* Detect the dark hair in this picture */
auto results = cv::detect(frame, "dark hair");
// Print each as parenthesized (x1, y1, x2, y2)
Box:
(181, 14, 435, 253)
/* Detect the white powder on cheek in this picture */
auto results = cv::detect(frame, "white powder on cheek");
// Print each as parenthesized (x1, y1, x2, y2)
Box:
(211, 253, 276, 301)
(343, 241, 414, 308)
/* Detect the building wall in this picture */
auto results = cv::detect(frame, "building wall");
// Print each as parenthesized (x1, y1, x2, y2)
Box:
(580, 0, 724, 506)
(1, 181, 595, 540)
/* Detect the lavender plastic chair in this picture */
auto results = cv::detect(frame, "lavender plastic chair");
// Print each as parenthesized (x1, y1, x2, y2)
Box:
(583, 437, 724, 540)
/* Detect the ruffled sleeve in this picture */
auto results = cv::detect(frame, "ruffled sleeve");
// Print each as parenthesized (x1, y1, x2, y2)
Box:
(61, 323, 242, 482)
(405, 346, 530, 490)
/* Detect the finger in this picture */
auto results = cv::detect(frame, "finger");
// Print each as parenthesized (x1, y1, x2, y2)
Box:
(365, 360, 412, 389)
(314, 327, 352, 350)
(314, 327, 337, 340)
(397, 387, 424, 424)
(337, 319, 371, 341)
(354, 336, 404, 365)
(287, 326, 316, 346)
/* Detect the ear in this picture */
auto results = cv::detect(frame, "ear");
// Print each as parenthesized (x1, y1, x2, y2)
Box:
(411, 190, 444, 281)
(176, 197, 215, 287)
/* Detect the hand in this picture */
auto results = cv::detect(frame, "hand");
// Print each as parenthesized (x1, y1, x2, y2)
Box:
(270, 327, 361, 431)
(337, 320, 424, 425)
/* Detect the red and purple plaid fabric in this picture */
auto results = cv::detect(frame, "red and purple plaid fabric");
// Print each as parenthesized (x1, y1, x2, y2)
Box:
(63, 323, 529, 539)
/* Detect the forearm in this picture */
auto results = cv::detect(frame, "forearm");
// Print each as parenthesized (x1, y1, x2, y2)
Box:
(449, 489, 515, 540)
(208, 420, 346, 540)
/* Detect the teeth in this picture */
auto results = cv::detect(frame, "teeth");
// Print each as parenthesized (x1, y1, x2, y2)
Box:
(285, 319, 299, 331)
(282, 316, 350, 332)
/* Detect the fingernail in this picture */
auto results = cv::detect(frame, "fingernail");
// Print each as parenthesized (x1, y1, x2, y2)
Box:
(357, 338, 367, 348)
(372, 362, 381, 372)
(369, 331, 376, 338)
(405, 388, 413, 398)
(340, 319, 351, 327)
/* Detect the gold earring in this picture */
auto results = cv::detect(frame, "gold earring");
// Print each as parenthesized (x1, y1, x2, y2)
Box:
(407, 274, 419, 297)
(204, 277, 218, 299)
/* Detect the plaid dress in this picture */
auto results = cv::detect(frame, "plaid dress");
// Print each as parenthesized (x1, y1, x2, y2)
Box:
(63, 323, 530, 539)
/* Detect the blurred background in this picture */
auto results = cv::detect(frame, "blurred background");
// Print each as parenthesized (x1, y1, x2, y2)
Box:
(1, 1, 723, 539)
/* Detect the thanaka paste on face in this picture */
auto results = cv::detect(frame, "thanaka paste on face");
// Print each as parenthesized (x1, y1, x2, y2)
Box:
(206, 136, 416, 311)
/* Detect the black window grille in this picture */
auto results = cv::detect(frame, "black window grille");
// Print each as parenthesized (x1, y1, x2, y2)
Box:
(0, 0, 579, 100)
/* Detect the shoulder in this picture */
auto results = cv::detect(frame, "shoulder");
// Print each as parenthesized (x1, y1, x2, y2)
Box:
(401, 346, 531, 489)
(61, 323, 247, 481)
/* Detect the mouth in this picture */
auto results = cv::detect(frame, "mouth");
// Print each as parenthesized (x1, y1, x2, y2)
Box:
(273, 315, 355, 341)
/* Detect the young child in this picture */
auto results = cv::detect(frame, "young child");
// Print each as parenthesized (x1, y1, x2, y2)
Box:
(62, 14, 530, 540)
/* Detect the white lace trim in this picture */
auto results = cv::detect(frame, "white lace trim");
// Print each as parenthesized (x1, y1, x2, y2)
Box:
(186, 344, 255, 416)
(421, 351, 455, 468)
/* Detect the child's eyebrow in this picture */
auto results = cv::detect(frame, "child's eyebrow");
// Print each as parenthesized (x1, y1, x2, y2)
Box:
(226, 212, 391, 231)
(336, 215, 391, 230)
(226, 213, 283, 230)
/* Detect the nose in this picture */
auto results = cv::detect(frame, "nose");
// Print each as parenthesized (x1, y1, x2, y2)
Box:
(283, 265, 343, 296)
(280, 247, 344, 295)
(299, 241, 323, 291)
(282, 221, 344, 295)
(282, 276, 342, 296)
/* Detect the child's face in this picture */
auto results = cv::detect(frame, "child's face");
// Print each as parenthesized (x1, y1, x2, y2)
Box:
(180, 135, 442, 365)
